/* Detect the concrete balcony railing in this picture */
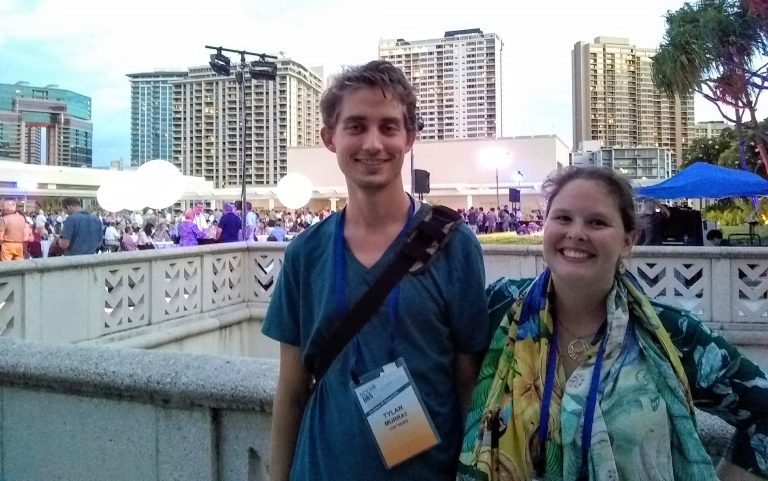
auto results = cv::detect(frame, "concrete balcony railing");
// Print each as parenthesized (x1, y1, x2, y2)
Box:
(1, 243, 766, 350)
(0, 243, 285, 357)
(0, 243, 766, 480)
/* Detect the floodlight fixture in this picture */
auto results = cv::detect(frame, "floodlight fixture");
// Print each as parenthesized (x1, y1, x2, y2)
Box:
(204, 44, 280, 236)
(249, 60, 277, 81)
(209, 50, 231, 76)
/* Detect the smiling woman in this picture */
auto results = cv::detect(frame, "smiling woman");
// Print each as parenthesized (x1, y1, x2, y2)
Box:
(459, 166, 768, 481)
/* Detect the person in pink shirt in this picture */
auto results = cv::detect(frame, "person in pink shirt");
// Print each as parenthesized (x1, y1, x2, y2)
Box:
(178, 209, 205, 246)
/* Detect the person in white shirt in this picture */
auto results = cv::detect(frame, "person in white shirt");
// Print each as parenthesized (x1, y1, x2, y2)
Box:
(103, 222, 120, 252)
(35, 209, 46, 228)
(244, 202, 258, 241)
(193, 202, 208, 231)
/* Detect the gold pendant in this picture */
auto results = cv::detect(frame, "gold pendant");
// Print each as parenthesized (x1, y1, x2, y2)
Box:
(567, 339, 590, 362)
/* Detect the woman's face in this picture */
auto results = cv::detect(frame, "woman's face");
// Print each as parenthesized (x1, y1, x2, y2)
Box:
(543, 179, 633, 292)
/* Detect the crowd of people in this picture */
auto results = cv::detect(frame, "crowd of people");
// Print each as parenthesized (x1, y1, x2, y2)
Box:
(0, 197, 334, 260)
(0, 194, 552, 263)
(457, 206, 544, 235)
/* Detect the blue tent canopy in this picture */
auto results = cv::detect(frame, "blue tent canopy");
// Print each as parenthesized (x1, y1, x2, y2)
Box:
(635, 162, 768, 199)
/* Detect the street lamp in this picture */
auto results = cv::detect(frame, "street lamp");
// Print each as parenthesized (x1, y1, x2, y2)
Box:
(204, 45, 278, 237)
(16, 178, 37, 214)
(479, 147, 511, 210)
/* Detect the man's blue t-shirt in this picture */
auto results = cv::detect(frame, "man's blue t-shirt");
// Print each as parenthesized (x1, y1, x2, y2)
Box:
(262, 203, 490, 481)
(218, 213, 242, 243)
(60, 210, 103, 255)
(270, 226, 286, 241)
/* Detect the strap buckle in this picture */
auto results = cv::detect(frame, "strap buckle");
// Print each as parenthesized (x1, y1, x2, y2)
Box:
(402, 205, 460, 274)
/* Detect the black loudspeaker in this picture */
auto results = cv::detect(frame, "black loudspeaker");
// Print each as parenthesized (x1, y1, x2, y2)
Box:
(508, 188, 521, 203)
(414, 169, 430, 194)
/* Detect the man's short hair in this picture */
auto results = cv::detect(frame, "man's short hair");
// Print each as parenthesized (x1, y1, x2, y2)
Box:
(61, 197, 81, 209)
(706, 229, 724, 241)
(320, 60, 417, 132)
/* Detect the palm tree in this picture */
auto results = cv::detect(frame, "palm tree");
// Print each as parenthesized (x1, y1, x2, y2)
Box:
(653, 0, 768, 174)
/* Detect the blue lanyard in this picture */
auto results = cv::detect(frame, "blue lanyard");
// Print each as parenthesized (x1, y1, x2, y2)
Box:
(536, 323, 607, 481)
(333, 196, 416, 382)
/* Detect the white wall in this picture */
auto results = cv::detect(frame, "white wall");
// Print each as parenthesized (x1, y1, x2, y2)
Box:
(288, 135, 568, 194)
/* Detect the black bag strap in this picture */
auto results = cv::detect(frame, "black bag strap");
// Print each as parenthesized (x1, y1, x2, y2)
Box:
(306, 205, 462, 381)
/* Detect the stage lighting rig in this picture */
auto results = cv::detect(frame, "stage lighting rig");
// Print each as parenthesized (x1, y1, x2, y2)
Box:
(203, 45, 279, 236)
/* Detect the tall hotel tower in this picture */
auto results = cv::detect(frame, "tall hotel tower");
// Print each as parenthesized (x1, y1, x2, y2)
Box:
(379, 28, 503, 140)
(131, 59, 322, 188)
(128, 71, 188, 167)
(572, 37, 694, 170)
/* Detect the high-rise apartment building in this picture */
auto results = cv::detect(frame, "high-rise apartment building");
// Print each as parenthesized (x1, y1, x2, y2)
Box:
(694, 120, 729, 139)
(570, 140, 671, 179)
(0, 82, 93, 167)
(170, 59, 323, 188)
(572, 37, 694, 171)
(379, 28, 503, 140)
(128, 71, 188, 167)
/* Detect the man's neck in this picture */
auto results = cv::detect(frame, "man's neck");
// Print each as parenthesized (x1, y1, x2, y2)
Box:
(344, 186, 411, 232)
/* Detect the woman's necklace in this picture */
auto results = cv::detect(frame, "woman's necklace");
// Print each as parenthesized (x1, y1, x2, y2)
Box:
(558, 321, 604, 362)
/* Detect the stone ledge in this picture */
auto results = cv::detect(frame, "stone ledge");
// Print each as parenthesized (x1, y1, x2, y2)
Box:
(719, 329, 768, 347)
(696, 410, 736, 461)
(0, 337, 278, 411)
(0, 339, 740, 463)
(81, 303, 269, 349)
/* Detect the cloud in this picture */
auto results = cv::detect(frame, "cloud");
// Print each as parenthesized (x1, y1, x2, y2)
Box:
(2, 0, 745, 166)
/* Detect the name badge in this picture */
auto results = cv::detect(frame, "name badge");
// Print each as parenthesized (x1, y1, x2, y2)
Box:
(352, 358, 440, 468)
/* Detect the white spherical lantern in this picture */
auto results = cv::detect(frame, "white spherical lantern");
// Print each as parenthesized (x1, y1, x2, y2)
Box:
(276, 173, 313, 209)
(120, 173, 147, 212)
(137, 159, 185, 209)
(97, 177, 126, 212)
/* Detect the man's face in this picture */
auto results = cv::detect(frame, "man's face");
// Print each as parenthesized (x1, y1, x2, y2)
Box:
(320, 87, 415, 195)
(194, 204, 203, 215)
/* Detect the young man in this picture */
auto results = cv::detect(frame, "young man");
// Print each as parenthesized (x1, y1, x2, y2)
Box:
(58, 197, 103, 256)
(262, 61, 489, 481)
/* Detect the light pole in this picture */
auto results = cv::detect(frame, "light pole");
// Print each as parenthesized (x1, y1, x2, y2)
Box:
(205, 45, 277, 238)
(480, 147, 511, 211)
(17, 179, 37, 215)
(409, 116, 425, 195)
